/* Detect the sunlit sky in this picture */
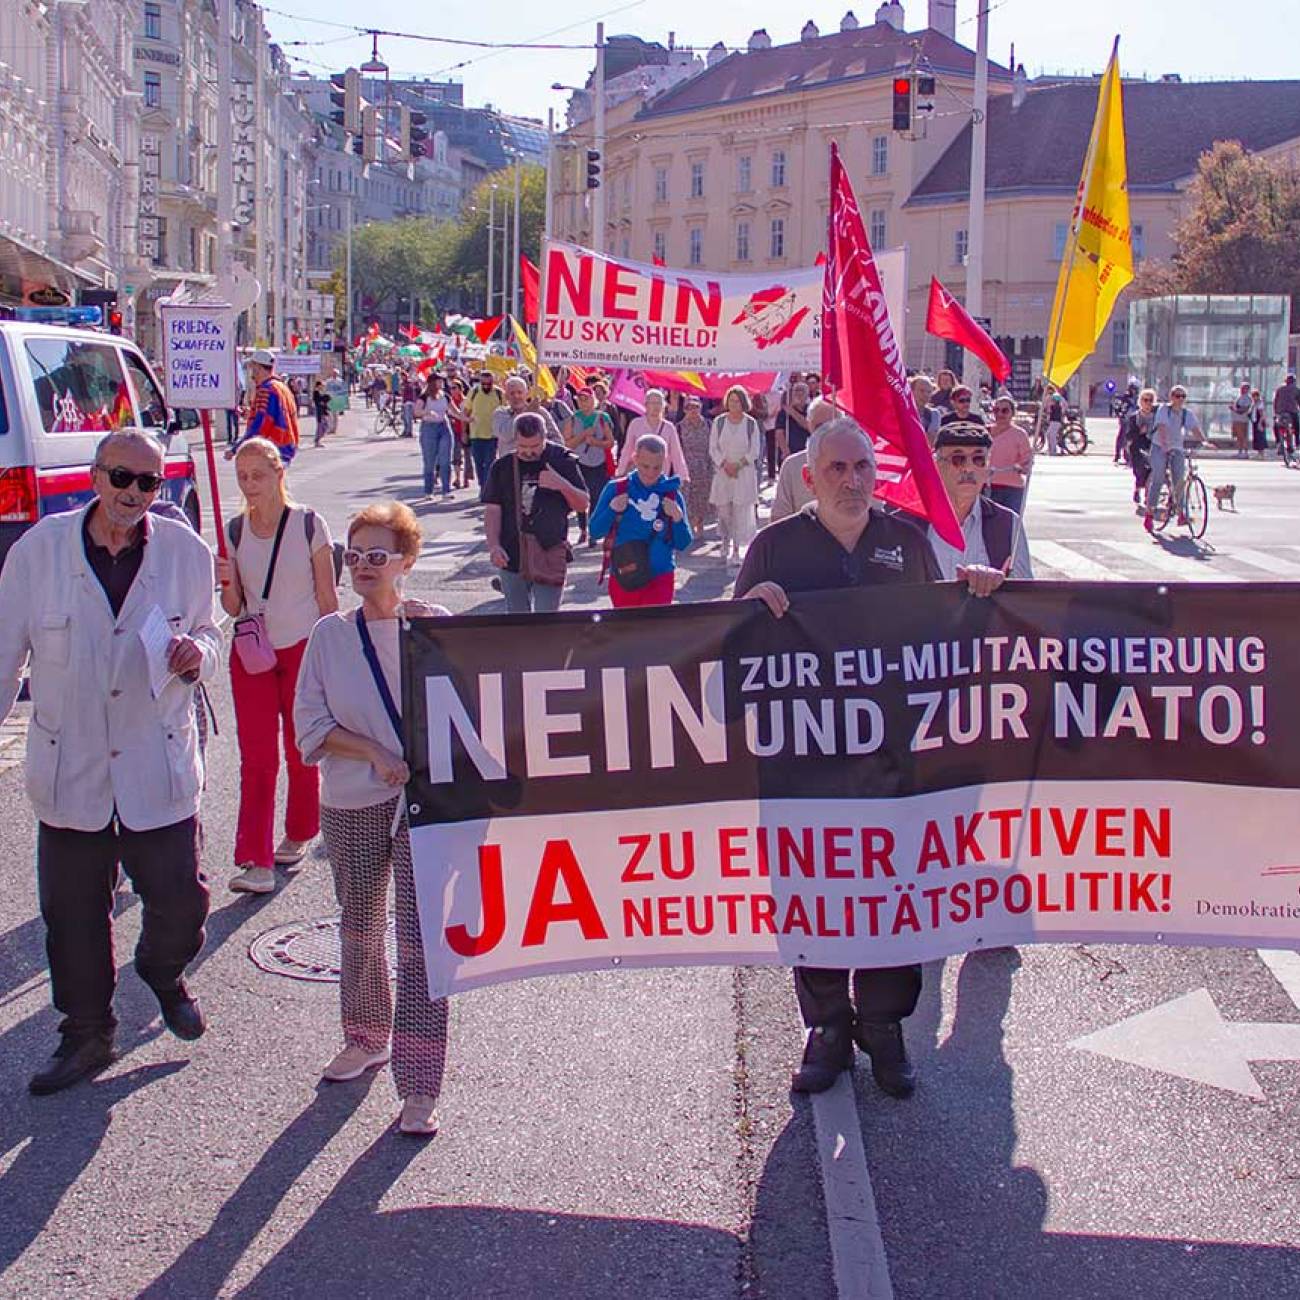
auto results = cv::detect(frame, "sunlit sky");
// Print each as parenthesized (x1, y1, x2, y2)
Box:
(263, 0, 1294, 121)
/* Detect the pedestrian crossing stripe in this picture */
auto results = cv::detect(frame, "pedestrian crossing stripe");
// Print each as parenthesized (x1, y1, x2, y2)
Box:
(1028, 539, 1300, 584)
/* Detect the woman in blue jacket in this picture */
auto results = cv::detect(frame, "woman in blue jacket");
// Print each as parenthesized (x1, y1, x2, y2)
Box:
(590, 432, 694, 607)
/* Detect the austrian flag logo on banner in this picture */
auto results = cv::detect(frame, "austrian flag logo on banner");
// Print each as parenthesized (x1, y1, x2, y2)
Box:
(730, 285, 811, 350)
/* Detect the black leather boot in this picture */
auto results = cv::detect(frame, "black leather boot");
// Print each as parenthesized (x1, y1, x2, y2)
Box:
(791, 1020, 855, 1093)
(29, 1036, 115, 1096)
(854, 1020, 917, 1099)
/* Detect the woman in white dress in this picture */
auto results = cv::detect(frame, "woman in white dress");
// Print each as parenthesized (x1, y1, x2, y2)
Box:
(708, 385, 763, 569)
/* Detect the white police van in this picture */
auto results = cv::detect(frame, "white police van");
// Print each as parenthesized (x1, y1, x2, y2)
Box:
(0, 311, 201, 573)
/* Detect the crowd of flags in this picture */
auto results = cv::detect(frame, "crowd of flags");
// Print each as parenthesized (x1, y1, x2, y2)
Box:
(321, 41, 1130, 544)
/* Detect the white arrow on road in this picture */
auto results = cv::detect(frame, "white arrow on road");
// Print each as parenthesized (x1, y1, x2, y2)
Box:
(1070, 987, 1300, 1100)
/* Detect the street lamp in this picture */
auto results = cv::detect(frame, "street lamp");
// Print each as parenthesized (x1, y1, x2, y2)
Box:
(308, 181, 354, 349)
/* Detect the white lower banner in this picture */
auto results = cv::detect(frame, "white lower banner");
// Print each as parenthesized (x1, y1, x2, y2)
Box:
(411, 782, 1300, 999)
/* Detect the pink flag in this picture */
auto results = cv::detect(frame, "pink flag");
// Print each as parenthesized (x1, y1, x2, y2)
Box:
(607, 369, 648, 415)
(823, 142, 962, 547)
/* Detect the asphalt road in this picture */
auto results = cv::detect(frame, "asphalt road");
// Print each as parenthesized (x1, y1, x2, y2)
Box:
(0, 408, 1297, 1298)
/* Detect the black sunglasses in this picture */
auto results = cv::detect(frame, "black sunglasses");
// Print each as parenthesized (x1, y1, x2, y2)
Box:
(98, 465, 164, 492)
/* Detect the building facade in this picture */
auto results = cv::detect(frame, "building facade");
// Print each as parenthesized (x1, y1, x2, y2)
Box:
(555, 7, 1300, 406)
(0, 0, 139, 308)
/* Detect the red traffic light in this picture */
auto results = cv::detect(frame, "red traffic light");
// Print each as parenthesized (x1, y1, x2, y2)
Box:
(107, 308, 124, 335)
(893, 77, 911, 95)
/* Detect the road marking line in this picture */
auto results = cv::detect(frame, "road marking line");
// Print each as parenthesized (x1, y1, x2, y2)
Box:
(1258, 949, 1300, 1012)
(1094, 539, 1239, 582)
(810, 1075, 894, 1300)
(1028, 540, 1122, 582)
(1227, 549, 1300, 579)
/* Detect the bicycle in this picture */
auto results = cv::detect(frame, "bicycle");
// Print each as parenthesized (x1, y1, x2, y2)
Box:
(1031, 416, 1089, 456)
(371, 397, 401, 437)
(1151, 447, 1208, 540)
(1276, 416, 1298, 468)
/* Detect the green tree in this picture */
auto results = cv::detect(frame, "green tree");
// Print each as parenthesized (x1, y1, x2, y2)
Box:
(333, 164, 548, 330)
(1140, 141, 1300, 313)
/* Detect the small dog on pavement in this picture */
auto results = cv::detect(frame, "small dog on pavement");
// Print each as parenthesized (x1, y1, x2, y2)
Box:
(1213, 484, 1237, 511)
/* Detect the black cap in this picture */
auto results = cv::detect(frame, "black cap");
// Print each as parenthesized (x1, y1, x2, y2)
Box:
(934, 424, 992, 451)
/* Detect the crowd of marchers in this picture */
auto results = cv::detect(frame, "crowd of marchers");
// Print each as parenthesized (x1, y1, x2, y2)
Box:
(17, 332, 1181, 1138)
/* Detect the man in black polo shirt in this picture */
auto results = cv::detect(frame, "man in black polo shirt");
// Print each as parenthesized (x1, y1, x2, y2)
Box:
(736, 416, 1003, 1098)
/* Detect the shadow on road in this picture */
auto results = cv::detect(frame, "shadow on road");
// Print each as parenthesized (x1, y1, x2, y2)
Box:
(224, 1128, 740, 1300)
(0, 876, 279, 1275)
(858, 949, 1300, 1298)
(0, 1060, 188, 1274)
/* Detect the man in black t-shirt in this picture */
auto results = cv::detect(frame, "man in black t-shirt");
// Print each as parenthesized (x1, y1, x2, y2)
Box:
(736, 416, 1005, 1099)
(483, 412, 588, 613)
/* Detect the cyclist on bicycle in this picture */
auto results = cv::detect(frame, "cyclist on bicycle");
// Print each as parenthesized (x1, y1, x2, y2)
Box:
(1273, 374, 1299, 459)
(1143, 385, 1204, 534)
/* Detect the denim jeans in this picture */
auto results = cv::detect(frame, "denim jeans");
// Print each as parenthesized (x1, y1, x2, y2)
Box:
(401, 400, 415, 437)
(498, 567, 563, 613)
(470, 438, 498, 497)
(419, 421, 453, 495)
(1146, 444, 1185, 512)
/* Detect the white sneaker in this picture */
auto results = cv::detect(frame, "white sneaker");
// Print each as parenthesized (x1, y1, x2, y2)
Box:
(274, 837, 311, 865)
(398, 1094, 440, 1136)
(322, 1044, 391, 1082)
(229, 866, 276, 894)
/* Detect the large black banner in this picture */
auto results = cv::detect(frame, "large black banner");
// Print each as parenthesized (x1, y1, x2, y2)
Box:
(401, 583, 1300, 997)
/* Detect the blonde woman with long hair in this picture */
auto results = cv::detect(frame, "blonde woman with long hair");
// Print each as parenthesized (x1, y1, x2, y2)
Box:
(217, 438, 338, 894)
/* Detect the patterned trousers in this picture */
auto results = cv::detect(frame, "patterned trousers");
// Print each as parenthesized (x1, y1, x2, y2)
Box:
(320, 798, 448, 1100)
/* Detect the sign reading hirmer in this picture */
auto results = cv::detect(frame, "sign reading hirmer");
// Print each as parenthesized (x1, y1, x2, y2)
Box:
(402, 583, 1300, 999)
(538, 239, 823, 371)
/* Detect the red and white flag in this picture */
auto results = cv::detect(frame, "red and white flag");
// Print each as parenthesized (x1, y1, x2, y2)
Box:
(822, 142, 962, 547)
(925, 277, 1010, 381)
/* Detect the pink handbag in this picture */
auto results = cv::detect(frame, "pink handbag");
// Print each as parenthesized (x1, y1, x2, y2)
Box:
(231, 613, 277, 674)
(230, 507, 290, 675)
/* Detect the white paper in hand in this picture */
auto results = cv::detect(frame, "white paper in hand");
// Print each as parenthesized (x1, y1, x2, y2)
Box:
(138, 604, 176, 699)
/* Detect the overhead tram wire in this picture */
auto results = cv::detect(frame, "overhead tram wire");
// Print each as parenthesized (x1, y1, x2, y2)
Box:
(258, 6, 928, 62)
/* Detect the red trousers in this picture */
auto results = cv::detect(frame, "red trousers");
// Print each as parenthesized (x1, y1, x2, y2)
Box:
(230, 637, 319, 867)
(609, 570, 675, 607)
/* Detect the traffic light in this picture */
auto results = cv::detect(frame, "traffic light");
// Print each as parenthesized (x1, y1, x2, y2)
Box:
(107, 308, 123, 335)
(361, 105, 379, 164)
(586, 148, 602, 189)
(329, 69, 361, 136)
(399, 107, 429, 161)
(891, 76, 913, 132)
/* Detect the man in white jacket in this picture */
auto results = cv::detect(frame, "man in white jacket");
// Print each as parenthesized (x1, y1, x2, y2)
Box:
(0, 430, 222, 1095)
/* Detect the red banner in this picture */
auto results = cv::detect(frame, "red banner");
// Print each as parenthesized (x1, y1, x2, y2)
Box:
(925, 277, 1010, 381)
(520, 256, 540, 326)
(822, 143, 962, 548)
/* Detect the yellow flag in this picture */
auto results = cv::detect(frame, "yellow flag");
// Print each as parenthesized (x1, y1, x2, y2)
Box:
(1045, 41, 1133, 388)
(509, 315, 556, 398)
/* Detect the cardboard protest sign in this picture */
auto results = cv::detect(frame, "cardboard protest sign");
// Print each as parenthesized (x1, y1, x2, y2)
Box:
(158, 303, 239, 408)
(402, 584, 1300, 998)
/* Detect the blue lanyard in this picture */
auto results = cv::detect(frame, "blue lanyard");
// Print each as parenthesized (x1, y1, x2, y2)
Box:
(355, 610, 403, 745)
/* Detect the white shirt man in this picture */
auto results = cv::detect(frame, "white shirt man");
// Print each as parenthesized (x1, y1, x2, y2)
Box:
(926, 426, 1033, 583)
(0, 431, 221, 1095)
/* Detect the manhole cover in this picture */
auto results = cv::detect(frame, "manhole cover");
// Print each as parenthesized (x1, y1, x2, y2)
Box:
(249, 915, 397, 983)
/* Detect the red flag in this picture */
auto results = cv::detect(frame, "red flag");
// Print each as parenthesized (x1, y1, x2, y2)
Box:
(520, 255, 541, 325)
(822, 142, 961, 547)
(474, 314, 504, 344)
(925, 277, 1010, 382)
